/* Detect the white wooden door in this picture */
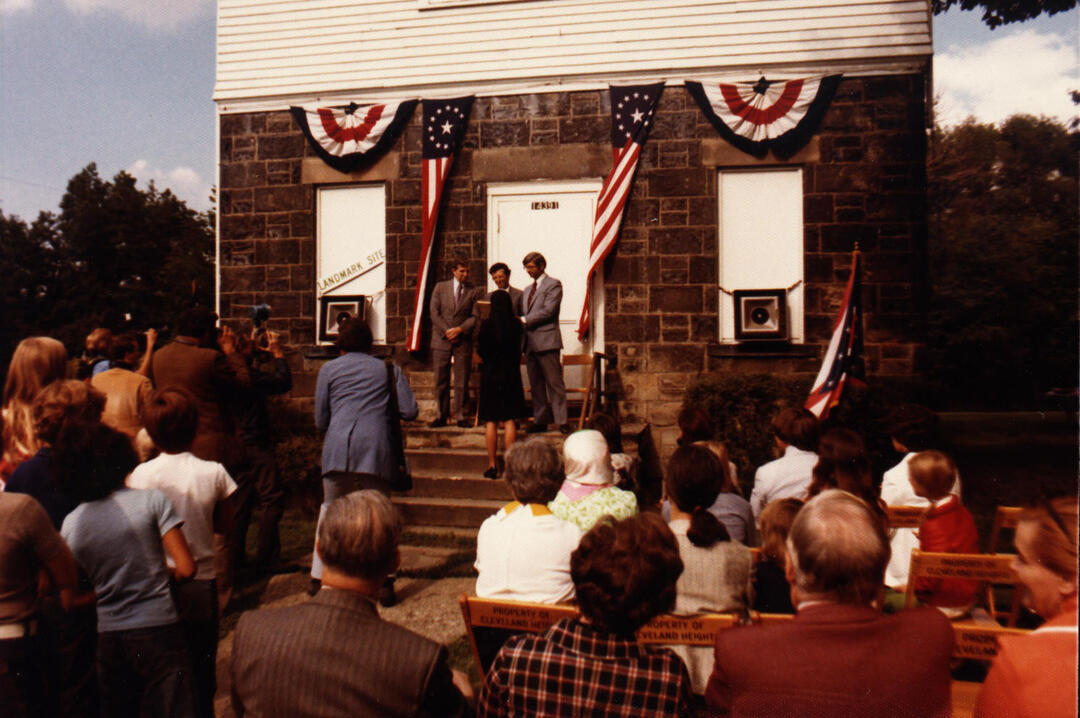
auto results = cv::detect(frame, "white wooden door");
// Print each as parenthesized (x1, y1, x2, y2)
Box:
(487, 180, 604, 356)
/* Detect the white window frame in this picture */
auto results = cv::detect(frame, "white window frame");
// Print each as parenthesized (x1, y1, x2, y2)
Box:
(315, 184, 387, 345)
(717, 167, 805, 344)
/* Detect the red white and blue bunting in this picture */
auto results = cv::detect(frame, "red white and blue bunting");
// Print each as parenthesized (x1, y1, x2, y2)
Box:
(290, 99, 419, 173)
(686, 75, 841, 159)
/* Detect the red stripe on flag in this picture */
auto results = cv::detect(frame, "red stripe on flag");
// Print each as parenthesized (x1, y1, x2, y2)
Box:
(719, 80, 804, 126)
(578, 138, 641, 340)
(408, 157, 452, 352)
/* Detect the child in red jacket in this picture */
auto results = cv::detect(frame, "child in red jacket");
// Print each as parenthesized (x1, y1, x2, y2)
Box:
(910, 450, 980, 616)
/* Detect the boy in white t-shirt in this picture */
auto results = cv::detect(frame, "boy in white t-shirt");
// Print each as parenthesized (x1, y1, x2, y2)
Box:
(128, 387, 237, 718)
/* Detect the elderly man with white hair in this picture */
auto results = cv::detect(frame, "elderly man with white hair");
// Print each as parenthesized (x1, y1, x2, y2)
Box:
(231, 491, 471, 717)
(548, 429, 638, 533)
(704, 489, 954, 718)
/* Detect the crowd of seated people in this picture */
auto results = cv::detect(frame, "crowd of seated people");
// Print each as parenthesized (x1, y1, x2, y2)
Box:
(3, 319, 1077, 718)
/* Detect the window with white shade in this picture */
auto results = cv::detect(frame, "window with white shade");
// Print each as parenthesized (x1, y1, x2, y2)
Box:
(316, 185, 387, 344)
(718, 168, 804, 343)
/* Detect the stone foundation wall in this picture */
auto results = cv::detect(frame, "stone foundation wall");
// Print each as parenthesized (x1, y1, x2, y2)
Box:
(218, 73, 929, 436)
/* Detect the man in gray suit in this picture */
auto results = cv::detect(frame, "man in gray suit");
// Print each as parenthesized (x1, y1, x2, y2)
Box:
(487, 262, 523, 315)
(522, 251, 570, 434)
(429, 256, 481, 428)
(231, 491, 471, 718)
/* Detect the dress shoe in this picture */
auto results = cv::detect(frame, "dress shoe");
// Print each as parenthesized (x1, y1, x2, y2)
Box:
(483, 466, 498, 480)
(456, 419, 473, 428)
(428, 418, 447, 428)
(378, 579, 397, 607)
(559, 424, 573, 435)
(525, 423, 548, 434)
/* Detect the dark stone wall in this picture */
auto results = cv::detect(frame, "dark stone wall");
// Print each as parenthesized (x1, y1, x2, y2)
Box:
(218, 73, 929, 426)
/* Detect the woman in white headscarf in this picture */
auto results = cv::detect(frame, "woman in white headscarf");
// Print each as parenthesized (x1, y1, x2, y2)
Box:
(548, 429, 637, 532)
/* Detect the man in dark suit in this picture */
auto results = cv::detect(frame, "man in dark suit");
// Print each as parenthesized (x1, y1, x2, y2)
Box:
(231, 490, 471, 718)
(429, 256, 480, 428)
(487, 262, 523, 315)
(521, 251, 569, 434)
(149, 306, 249, 470)
(704, 489, 954, 718)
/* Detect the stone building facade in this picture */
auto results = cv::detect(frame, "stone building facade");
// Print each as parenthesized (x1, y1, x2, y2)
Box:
(218, 74, 929, 430)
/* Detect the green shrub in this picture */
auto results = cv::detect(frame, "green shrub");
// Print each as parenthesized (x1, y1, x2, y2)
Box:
(683, 374, 810, 491)
(683, 374, 912, 491)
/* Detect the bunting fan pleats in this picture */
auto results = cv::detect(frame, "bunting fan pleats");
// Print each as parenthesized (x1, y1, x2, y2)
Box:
(686, 75, 841, 159)
(290, 100, 418, 173)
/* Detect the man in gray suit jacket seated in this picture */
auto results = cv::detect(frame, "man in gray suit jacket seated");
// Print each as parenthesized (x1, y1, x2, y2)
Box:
(429, 256, 481, 428)
(231, 491, 472, 717)
(521, 251, 570, 435)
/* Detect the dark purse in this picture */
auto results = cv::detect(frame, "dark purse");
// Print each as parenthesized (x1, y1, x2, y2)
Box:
(384, 359, 412, 492)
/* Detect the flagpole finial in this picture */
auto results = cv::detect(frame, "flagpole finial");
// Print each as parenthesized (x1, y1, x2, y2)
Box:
(853, 240, 860, 252)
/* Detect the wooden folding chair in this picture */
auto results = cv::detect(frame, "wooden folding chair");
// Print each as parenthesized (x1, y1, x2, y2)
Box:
(458, 595, 578, 676)
(986, 506, 1023, 623)
(949, 622, 1031, 718)
(561, 353, 596, 429)
(886, 505, 925, 529)
(459, 595, 745, 676)
(904, 549, 1020, 625)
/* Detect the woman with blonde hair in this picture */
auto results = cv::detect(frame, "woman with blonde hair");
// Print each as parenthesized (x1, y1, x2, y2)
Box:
(976, 496, 1077, 717)
(2, 336, 67, 480)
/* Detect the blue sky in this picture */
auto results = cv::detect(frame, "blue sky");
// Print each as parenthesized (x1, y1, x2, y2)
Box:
(1, 0, 1076, 222)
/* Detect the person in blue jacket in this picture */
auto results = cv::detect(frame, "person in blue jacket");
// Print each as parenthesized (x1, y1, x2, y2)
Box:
(308, 319, 417, 603)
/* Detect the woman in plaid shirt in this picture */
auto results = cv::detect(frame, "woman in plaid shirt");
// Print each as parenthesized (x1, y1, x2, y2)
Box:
(477, 513, 694, 717)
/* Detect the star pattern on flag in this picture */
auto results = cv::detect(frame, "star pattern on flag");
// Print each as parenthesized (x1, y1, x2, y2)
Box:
(427, 104, 468, 153)
(612, 90, 657, 141)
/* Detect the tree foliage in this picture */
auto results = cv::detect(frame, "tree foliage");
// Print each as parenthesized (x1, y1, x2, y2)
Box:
(927, 115, 1078, 407)
(933, 0, 1077, 28)
(1, 164, 213, 363)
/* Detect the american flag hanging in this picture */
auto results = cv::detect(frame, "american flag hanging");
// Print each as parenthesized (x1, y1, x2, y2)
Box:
(576, 82, 665, 340)
(686, 75, 841, 159)
(805, 251, 865, 419)
(406, 96, 475, 353)
(290, 100, 418, 173)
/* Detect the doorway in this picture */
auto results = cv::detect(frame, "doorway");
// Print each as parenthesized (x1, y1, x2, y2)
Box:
(486, 179, 604, 356)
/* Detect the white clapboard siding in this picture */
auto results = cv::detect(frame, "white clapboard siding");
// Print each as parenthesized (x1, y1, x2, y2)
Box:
(216, 0, 931, 108)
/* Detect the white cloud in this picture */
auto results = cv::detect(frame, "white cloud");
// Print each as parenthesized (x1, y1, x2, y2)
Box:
(126, 159, 212, 211)
(62, 0, 212, 31)
(1, 0, 35, 15)
(934, 28, 1078, 127)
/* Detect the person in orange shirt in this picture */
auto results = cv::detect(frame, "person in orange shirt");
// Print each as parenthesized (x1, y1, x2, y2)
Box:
(976, 496, 1078, 718)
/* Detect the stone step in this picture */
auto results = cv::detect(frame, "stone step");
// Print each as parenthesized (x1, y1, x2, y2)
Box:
(403, 423, 646, 451)
(406, 448, 492, 477)
(402, 476, 513, 501)
(392, 495, 504, 528)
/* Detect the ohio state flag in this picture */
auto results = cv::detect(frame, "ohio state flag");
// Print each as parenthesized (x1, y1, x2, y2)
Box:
(407, 96, 475, 352)
(576, 82, 665, 340)
(290, 100, 417, 173)
(806, 251, 865, 419)
(687, 75, 841, 159)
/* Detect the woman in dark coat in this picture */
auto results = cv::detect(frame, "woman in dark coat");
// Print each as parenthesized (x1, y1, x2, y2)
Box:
(477, 290, 529, 479)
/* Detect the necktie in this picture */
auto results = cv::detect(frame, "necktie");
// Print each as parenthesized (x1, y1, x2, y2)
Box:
(455, 282, 463, 308)
(527, 281, 538, 312)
